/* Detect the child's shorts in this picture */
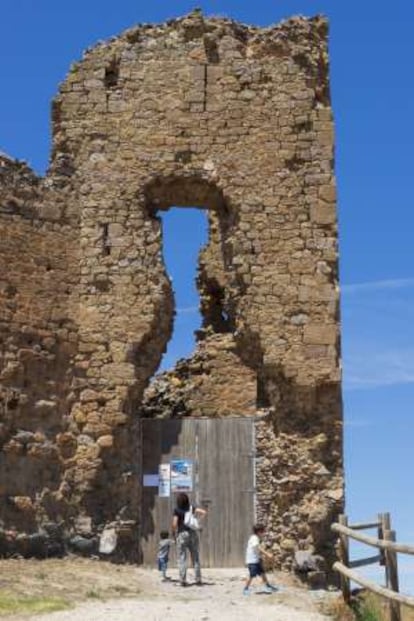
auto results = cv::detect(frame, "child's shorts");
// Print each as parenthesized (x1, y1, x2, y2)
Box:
(247, 561, 264, 577)
(158, 558, 168, 572)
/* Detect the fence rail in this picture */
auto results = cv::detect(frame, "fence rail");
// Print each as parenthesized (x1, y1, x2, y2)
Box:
(332, 513, 414, 621)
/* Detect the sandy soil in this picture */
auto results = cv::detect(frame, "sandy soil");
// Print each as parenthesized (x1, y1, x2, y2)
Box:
(2, 564, 337, 621)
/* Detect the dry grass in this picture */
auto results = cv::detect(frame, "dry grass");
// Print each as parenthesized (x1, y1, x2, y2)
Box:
(319, 590, 414, 621)
(364, 592, 414, 621)
(0, 557, 147, 617)
(318, 595, 356, 621)
(355, 593, 384, 620)
(0, 594, 70, 616)
(357, 591, 414, 621)
(403, 604, 414, 621)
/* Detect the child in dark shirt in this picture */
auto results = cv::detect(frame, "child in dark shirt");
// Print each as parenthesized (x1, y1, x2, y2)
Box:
(157, 530, 174, 581)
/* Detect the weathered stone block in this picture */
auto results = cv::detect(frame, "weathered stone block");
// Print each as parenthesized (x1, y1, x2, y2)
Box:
(310, 201, 336, 225)
(303, 324, 337, 345)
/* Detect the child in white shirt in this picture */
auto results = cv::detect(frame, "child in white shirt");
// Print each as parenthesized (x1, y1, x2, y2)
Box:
(243, 524, 278, 595)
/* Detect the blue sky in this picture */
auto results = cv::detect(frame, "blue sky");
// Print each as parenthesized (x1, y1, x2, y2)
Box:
(2, 0, 414, 592)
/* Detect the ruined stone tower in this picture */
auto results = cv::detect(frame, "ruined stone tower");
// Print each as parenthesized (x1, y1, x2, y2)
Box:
(0, 11, 343, 568)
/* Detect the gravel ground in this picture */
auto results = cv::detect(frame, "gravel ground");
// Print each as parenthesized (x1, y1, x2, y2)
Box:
(25, 568, 335, 621)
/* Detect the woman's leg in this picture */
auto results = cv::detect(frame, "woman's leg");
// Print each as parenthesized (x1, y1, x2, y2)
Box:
(189, 532, 202, 583)
(177, 531, 189, 584)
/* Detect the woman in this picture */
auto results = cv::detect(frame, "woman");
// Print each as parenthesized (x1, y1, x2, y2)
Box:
(172, 492, 207, 586)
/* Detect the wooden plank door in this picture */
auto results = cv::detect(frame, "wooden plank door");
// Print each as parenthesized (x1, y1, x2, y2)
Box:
(197, 418, 255, 567)
(140, 418, 255, 567)
(140, 418, 196, 566)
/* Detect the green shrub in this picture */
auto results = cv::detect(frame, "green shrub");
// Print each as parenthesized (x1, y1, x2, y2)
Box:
(354, 599, 383, 621)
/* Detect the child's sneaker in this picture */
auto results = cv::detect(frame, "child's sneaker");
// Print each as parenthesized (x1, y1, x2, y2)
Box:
(243, 587, 250, 596)
(261, 585, 273, 594)
(266, 584, 278, 592)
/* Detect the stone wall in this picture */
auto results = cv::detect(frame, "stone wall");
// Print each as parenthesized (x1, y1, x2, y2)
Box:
(0, 10, 343, 567)
(0, 156, 78, 532)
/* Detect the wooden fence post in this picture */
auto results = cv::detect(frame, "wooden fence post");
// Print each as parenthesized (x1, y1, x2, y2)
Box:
(378, 513, 386, 566)
(382, 513, 393, 590)
(338, 514, 351, 603)
(384, 528, 401, 621)
(381, 513, 391, 579)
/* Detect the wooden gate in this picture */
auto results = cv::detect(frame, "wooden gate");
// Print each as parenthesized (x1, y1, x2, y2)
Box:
(140, 417, 255, 567)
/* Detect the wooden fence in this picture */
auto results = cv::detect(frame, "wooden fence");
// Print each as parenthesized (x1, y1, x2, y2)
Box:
(332, 513, 414, 621)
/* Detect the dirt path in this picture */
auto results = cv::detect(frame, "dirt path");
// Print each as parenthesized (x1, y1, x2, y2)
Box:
(22, 568, 335, 621)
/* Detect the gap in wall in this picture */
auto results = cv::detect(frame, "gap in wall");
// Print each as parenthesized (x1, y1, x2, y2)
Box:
(158, 207, 208, 371)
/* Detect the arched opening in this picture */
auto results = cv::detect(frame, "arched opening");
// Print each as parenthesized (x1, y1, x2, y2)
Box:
(138, 175, 258, 420)
(158, 207, 208, 371)
(138, 180, 258, 568)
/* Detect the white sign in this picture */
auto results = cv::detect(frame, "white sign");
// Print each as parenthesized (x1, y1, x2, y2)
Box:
(170, 459, 193, 492)
(158, 463, 171, 497)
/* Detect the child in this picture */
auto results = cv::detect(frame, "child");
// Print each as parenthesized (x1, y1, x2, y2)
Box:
(157, 530, 174, 581)
(243, 524, 278, 595)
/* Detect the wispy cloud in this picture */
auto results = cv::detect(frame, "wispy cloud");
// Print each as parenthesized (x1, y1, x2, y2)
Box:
(343, 419, 373, 428)
(342, 278, 414, 294)
(176, 306, 198, 314)
(344, 349, 414, 390)
(342, 276, 414, 389)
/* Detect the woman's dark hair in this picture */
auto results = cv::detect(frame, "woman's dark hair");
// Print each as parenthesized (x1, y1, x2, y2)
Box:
(253, 523, 265, 535)
(176, 492, 190, 511)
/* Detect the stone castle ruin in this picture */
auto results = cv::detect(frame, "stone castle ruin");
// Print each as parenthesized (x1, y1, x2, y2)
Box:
(0, 11, 343, 569)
